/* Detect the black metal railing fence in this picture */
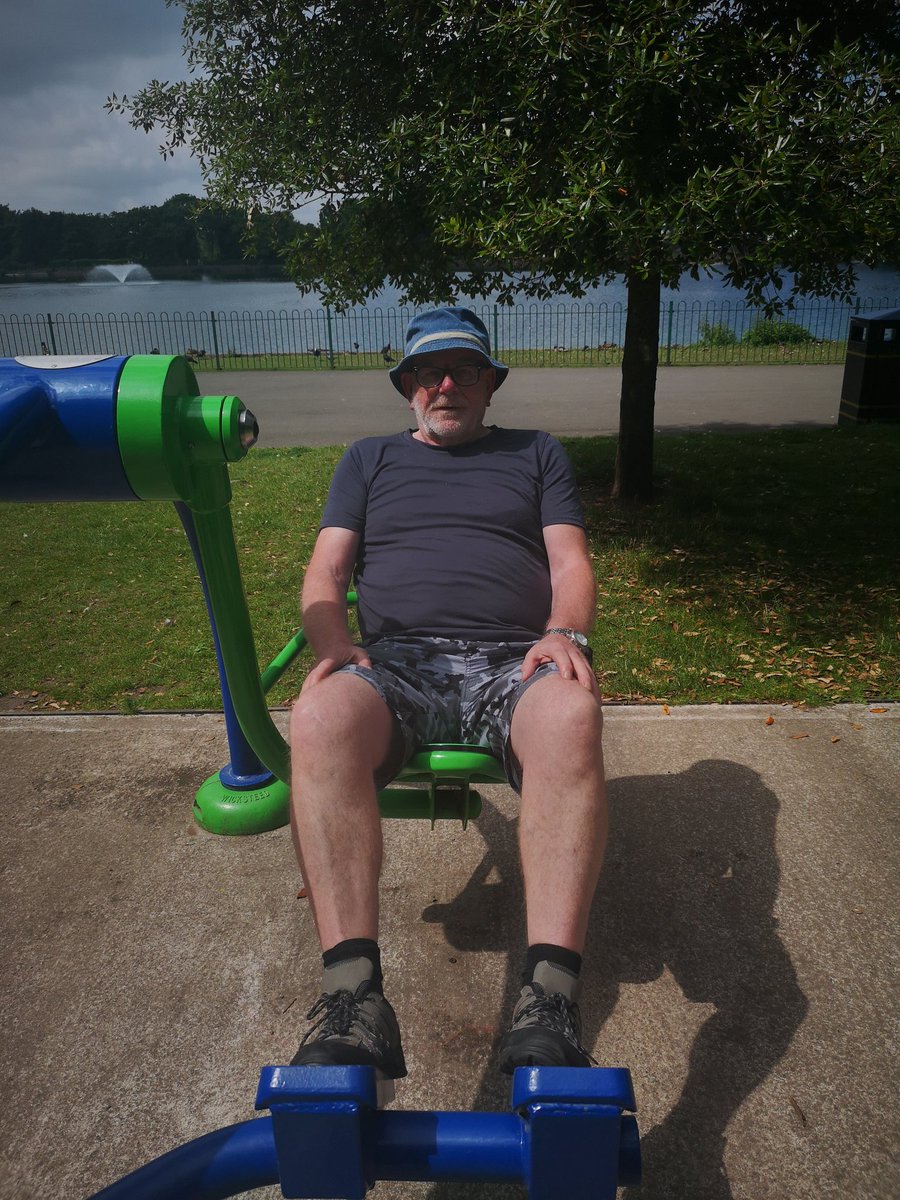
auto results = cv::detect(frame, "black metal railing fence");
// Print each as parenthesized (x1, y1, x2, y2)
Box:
(1, 297, 896, 369)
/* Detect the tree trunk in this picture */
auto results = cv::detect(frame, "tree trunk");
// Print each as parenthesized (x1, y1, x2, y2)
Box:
(613, 271, 661, 502)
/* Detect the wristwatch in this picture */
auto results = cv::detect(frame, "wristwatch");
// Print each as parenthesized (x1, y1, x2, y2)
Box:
(545, 627, 592, 662)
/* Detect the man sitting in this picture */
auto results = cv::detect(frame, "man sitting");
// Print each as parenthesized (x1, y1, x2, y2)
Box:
(289, 306, 606, 1085)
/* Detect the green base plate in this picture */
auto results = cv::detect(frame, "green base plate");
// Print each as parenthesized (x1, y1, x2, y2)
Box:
(194, 771, 290, 835)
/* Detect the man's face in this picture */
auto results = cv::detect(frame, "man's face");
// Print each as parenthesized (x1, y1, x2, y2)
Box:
(402, 347, 495, 447)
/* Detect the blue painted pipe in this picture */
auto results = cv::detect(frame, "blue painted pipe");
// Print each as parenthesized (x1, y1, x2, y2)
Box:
(88, 1108, 525, 1195)
(90, 1072, 639, 1200)
(89, 1106, 638, 1198)
(0, 381, 54, 460)
(374, 1110, 523, 1182)
(88, 1111, 524, 1197)
(88, 1116, 278, 1200)
(0, 355, 134, 501)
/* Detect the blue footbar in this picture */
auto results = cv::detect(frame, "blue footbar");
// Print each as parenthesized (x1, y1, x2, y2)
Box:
(89, 1064, 640, 1199)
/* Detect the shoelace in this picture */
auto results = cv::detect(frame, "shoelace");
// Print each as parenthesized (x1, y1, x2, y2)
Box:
(300, 983, 383, 1047)
(516, 987, 597, 1065)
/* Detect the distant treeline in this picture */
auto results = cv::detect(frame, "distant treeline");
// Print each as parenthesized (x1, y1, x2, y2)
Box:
(0, 193, 316, 280)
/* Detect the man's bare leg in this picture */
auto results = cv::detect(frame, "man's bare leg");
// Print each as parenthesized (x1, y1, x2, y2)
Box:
(289, 671, 408, 1083)
(511, 673, 607, 952)
(498, 673, 606, 1071)
(289, 671, 398, 950)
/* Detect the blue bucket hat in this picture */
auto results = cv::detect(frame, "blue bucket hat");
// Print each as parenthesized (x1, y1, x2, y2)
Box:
(389, 306, 509, 395)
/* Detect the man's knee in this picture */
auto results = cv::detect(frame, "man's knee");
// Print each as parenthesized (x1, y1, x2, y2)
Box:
(521, 674, 602, 733)
(290, 673, 394, 766)
(512, 676, 603, 768)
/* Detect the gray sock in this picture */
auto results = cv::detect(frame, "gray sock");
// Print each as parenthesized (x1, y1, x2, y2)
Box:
(531, 960, 582, 1003)
(322, 955, 377, 995)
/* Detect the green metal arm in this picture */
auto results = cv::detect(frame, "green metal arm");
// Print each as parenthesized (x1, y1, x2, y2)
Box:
(259, 592, 357, 694)
(115, 359, 496, 830)
(116, 356, 291, 793)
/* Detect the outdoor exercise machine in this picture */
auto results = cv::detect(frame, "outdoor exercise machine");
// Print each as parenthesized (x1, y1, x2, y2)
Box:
(1, 353, 641, 1197)
(0, 352, 503, 832)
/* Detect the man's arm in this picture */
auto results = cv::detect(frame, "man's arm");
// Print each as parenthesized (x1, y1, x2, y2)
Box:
(300, 526, 371, 691)
(521, 523, 598, 694)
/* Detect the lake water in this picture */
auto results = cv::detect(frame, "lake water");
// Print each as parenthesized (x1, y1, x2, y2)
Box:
(2, 263, 899, 316)
(1, 265, 898, 358)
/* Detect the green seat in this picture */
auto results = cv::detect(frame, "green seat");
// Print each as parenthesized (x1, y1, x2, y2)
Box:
(265, 595, 506, 826)
(377, 743, 507, 827)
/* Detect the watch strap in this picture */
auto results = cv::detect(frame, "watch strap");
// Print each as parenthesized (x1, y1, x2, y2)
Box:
(544, 627, 593, 664)
(545, 626, 586, 643)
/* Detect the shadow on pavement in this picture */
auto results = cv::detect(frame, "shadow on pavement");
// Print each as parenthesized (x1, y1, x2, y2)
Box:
(421, 759, 808, 1200)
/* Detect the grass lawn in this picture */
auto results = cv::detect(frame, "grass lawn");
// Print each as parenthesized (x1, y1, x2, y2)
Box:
(1, 426, 897, 712)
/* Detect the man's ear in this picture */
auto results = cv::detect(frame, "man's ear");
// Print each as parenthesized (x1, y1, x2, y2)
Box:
(400, 372, 416, 402)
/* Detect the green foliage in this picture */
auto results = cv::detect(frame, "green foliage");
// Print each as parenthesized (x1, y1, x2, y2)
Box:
(0, 194, 314, 273)
(108, 1, 900, 498)
(698, 320, 738, 347)
(743, 319, 815, 345)
(109, 1, 899, 308)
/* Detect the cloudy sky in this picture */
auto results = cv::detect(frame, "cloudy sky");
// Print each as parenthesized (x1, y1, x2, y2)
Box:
(2, 1, 205, 214)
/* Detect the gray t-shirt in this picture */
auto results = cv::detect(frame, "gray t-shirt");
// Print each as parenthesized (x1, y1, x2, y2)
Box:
(320, 427, 585, 643)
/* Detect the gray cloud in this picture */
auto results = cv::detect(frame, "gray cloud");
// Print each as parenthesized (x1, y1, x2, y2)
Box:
(1, 1, 205, 213)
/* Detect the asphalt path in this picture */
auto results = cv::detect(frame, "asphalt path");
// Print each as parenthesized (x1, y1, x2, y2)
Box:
(197, 363, 847, 447)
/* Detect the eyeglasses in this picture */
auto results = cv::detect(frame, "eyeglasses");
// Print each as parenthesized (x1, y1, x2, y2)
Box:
(412, 363, 487, 388)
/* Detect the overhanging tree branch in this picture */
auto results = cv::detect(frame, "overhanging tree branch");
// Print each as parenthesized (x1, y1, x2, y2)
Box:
(109, 0, 900, 499)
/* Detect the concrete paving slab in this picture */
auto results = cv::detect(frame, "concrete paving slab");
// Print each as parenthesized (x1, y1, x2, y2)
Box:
(1, 703, 897, 1200)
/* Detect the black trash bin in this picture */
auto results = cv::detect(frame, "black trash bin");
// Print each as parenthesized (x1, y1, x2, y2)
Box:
(839, 308, 900, 424)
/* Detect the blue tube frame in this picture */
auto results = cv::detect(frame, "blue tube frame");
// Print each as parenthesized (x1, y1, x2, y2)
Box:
(89, 1117, 278, 1200)
(89, 1066, 639, 1199)
(0, 356, 134, 502)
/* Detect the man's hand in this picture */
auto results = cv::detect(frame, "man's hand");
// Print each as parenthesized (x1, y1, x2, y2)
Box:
(301, 644, 372, 693)
(521, 633, 599, 696)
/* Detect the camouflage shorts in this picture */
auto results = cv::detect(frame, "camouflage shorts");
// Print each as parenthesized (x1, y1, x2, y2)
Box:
(336, 636, 558, 793)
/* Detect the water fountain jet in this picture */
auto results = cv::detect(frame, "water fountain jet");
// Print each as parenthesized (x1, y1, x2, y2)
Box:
(86, 263, 154, 283)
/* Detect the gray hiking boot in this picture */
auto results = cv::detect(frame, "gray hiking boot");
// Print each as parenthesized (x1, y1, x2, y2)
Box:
(291, 955, 407, 1084)
(497, 960, 595, 1073)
